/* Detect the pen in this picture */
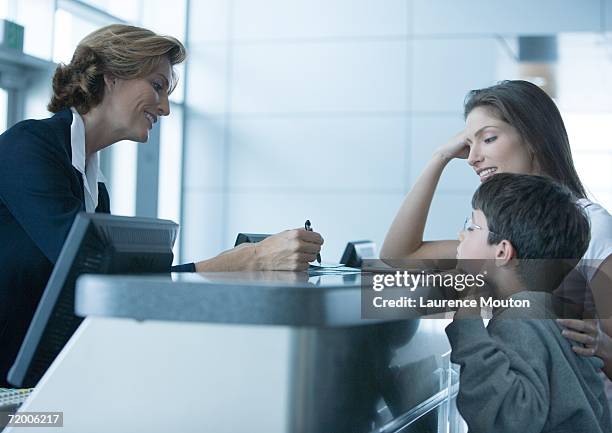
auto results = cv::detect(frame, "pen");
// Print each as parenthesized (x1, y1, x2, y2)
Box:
(304, 219, 321, 264)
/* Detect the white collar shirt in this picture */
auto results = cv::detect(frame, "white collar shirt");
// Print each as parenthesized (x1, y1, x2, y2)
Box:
(70, 107, 106, 212)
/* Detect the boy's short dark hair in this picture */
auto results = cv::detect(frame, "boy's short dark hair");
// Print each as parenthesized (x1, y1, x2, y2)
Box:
(472, 173, 590, 290)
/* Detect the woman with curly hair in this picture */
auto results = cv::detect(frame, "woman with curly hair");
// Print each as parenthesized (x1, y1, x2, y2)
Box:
(0, 24, 322, 386)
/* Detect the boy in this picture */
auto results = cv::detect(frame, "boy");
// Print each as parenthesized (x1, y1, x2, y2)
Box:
(446, 173, 611, 433)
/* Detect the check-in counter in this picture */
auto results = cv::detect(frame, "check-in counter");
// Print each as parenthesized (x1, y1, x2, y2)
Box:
(8, 271, 459, 433)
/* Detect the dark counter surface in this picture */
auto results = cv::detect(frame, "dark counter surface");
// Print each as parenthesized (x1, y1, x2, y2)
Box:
(75, 270, 409, 327)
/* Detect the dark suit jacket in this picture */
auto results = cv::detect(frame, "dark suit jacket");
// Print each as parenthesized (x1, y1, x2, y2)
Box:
(0, 108, 192, 386)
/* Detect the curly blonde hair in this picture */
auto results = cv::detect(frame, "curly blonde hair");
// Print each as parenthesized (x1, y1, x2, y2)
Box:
(48, 24, 186, 114)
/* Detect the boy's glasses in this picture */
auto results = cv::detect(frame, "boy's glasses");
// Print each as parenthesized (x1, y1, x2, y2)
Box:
(463, 216, 501, 238)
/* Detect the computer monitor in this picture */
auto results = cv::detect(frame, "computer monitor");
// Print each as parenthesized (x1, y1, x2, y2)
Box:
(8, 213, 178, 388)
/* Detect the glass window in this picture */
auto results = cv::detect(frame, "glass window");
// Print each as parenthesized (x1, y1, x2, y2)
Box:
(108, 140, 138, 216)
(53, 8, 98, 64)
(140, 0, 186, 42)
(140, 0, 187, 103)
(80, 0, 141, 23)
(563, 112, 612, 211)
(170, 62, 185, 104)
(0, 88, 8, 133)
(16, 0, 55, 60)
(158, 103, 183, 263)
(556, 34, 612, 212)
(0, 0, 9, 20)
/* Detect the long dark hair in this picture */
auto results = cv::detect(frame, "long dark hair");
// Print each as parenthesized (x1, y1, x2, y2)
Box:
(464, 80, 587, 199)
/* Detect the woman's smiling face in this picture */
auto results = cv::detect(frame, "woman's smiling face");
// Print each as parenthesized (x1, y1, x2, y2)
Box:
(106, 57, 172, 143)
(464, 106, 540, 182)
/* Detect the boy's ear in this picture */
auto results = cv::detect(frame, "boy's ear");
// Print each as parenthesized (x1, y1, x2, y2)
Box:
(494, 240, 516, 267)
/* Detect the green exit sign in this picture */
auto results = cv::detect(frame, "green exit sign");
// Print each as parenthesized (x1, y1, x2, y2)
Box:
(0, 19, 24, 52)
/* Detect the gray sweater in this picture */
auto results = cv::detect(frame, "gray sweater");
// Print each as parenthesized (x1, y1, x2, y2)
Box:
(445, 291, 611, 433)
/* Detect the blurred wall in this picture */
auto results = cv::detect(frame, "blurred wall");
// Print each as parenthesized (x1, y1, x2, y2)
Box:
(181, 0, 609, 262)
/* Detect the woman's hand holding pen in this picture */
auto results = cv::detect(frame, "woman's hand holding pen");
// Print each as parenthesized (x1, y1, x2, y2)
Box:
(193, 228, 323, 272)
(253, 228, 324, 271)
(434, 130, 470, 163)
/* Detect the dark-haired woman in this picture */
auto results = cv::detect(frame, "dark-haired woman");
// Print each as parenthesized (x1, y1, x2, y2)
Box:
(380, 80, 612, 396)
(0, 25, 322, 386)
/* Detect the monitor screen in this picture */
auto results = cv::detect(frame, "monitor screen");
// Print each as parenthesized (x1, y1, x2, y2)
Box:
(8, 213, 178, 388)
